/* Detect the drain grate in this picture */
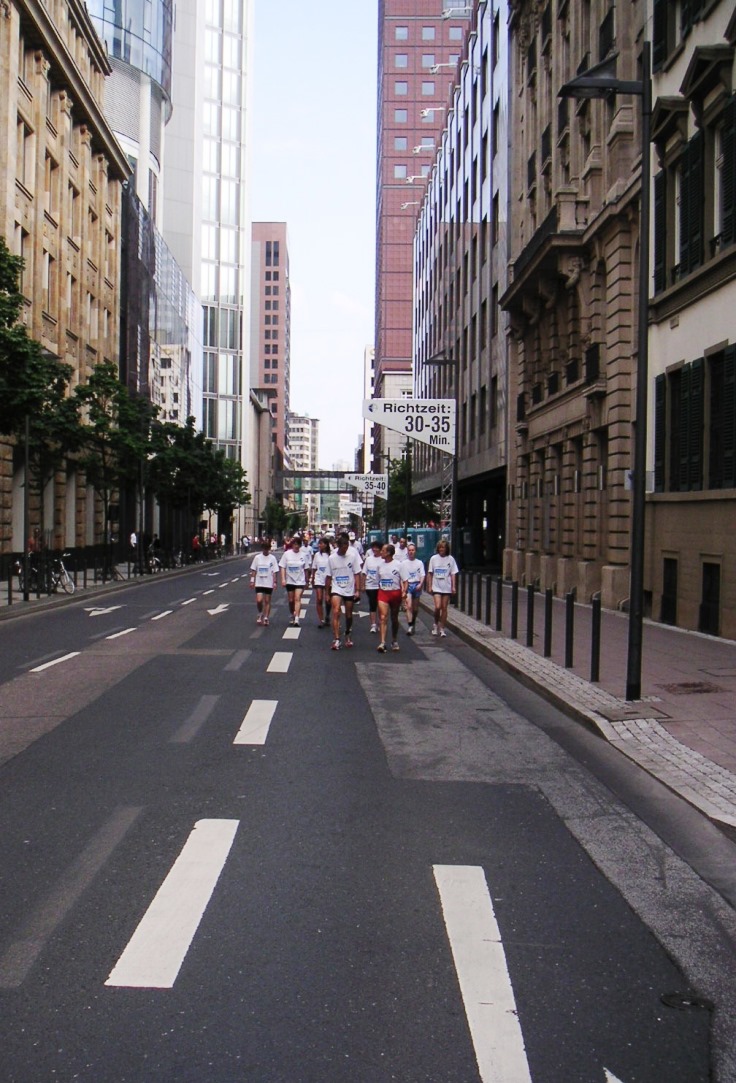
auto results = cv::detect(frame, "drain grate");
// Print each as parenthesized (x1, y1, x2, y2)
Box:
(659, 681, 725, 695)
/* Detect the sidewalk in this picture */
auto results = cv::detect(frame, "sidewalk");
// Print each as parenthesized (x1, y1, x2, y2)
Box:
(434, 588, 736, 834)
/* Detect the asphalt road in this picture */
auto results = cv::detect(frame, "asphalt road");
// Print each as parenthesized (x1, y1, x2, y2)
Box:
(0, 559, 731, 1082)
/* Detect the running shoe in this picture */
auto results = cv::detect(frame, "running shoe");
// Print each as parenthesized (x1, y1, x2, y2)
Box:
(331, 639, 341, 650)
(345, 637, 354, 648)
(431, 625, 438, 636)
(440, 630, 447, 638)
(391, 642, 400, 652)
(377, 643, 387, 653)
(406, 625, 414, 636)
(256, 615, 263, 625)
(294, 618, 300, 627)
(263, 617, 269, 625)
(370, 624, 377, 634)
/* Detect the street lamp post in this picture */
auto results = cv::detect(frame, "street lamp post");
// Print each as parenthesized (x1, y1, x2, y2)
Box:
(424, 353, 460, 564)
(559, 44, 652, 701)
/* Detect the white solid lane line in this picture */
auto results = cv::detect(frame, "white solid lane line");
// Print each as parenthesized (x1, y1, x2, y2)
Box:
(234, 700, 278, 745)
(106, 819, 239, 989)
(267, 652, 292, 673)
(106, 628, 136, 640)
(433, 865, 532, 1083)
(282, 627, 300, 640)
(30, 652, 80, 673)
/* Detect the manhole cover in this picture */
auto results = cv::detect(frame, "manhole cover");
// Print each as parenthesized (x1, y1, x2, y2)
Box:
(659, 681, 725, 695)
(661, 992, 714, 1011)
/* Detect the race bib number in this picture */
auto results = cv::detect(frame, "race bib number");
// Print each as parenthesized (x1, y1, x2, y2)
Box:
(335, 574, 350, 588)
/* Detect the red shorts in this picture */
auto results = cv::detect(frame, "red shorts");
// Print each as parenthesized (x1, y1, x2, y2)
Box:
(378, 589, 402, 608)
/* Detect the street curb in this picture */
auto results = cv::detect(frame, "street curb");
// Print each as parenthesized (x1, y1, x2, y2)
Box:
(426, 599, 736, 834)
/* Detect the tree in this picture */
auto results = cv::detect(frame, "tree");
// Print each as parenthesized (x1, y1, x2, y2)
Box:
(0, 236, 82, 530)
(263, 495, 287, 538)
(371, 453, 437, 531)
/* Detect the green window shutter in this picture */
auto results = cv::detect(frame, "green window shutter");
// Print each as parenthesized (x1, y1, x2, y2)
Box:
(689, 357, 704, 491)
(669, 370, 682, 492)
(654, 374, 667, 491)
(709, 355, 724, 489)
(721, 97, 736, 247)
(678, 365, 692, 492)
(654, 171, 667, 292)
(688, 131, 705, 272)
(653, 0, 667, 71)
(724, 346, 736, 489)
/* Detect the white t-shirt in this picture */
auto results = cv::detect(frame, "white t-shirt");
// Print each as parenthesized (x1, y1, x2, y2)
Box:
(250, 552, 279, 588)
(279, 548, 311, 586)
(327, 551, 362, 597)
(363, 552, 384, 591)
(400, 558, 425, 593)
(428, 553, 459, 594)
(311, 551, 331, 587)
(394, 544, 410, 562)
(378, 559, 403, 593)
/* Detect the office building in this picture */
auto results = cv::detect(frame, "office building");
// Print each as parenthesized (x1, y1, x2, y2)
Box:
(250, 222, 291, 461)
(287, 413, 319, 473)
(374, 0, 476, 469)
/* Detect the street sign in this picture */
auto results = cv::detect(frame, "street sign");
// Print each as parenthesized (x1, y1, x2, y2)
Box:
(343, 501, 363, 515)
(363, 398, 456, 453)
(344, 472, 388, 495)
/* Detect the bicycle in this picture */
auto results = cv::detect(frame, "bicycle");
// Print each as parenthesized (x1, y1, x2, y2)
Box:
(49, 552, 75, 594)
(14, 558, 41, 596)
(146, 546, 163, 574)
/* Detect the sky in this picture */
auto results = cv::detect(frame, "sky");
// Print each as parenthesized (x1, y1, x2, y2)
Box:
(249, 1, 378, 470)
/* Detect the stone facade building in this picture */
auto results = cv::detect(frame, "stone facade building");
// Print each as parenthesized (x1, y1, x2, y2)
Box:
(501, 0, 645, 609)
(0, 0, 128, 550)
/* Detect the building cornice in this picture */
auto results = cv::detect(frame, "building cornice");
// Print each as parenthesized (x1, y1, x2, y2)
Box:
(17, 0, 130, 181)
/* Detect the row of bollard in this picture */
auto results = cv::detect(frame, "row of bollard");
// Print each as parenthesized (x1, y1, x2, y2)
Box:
(456, 571, 602, 683)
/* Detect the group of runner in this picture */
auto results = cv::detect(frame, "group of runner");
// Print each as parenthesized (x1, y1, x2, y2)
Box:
(248, 531, 459, 652)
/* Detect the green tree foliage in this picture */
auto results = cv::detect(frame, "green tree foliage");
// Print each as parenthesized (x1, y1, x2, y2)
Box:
(370, 452, 437, 530)
(263, 495, 287, 538)
(0, 237, 81, 521)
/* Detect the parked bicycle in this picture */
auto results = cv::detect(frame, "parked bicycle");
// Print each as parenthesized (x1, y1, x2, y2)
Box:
(146, 544, 163, 574)
(49, 552, 75, 594)
(14, 552, 75, 595)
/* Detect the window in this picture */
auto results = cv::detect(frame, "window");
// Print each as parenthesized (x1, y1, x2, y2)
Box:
(395, 53, 408, 68)
(395, 81, 408, 96)
(422, 82, 436, 96)
(394, 136, 408, 151)
(653, 358, 705, 492)
(449, 26, 463, 41)
(422, 26, 435, 41)
(422, 54, 435, 68)
(394, 108, 408, 123)
(395, 26, 408, 41)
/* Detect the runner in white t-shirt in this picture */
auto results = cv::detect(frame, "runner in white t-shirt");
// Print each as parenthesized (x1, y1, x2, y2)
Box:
(249, 539, 279, 625)
(279, 536, 311, 626)
(394, 537, 410, 562)
(400, 542, 425, 636)
(376, 544, 403, 653)
(426, 539, 459, 638)
(311, 537, 332, 628)
(325, 533, 363, 649)
(362, 539, 384, 634)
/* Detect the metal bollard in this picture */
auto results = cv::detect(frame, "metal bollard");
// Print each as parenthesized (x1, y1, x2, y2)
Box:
(511, 581, 519, 640)
(476, 573, 483, 619)
(495, 576, 503, 631)
(565, 592, 575, 668)
(485, 574, 492, 626)
(526, 584, 535, 647)
(460, 572, 468, 612)
(591, 595, 601, 682)
(544, 588, 553, 657)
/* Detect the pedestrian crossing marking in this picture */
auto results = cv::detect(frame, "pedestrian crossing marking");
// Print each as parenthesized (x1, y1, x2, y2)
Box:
(433, 865, 532, 1083)
(234, 700, 278, 745)
(106, 819, 238, 989)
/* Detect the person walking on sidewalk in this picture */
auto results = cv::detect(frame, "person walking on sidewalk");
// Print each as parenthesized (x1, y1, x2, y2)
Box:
(376, 543, 403, 653)
(325, 532, 363, 650)
(311, 536, 332, 627)
(249, 539, 279, 625)
(426, 538, 459, 638)
(400, 541, 425, 636)
(362, 538, 384, 634)
(279, 535, 310, 626)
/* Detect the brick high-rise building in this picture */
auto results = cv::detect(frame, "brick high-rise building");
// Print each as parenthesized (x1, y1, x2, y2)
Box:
(373, 0, 476, 469)
(250, 223, 291, 462)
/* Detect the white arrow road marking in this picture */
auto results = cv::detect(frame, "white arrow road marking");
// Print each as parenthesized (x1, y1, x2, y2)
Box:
(282, 627, 301, 640)
(84, 605, 123, 617)
(207, 604, 229, 616)
(433, 865, 532, 1083)
(267, 652, 292, 673)
(605, 1072, 627, 1083)
(30, 652, 80, 673)
(106, 819, 239, 989)
(151, 610, 173, 621)
(106, 628, 136, 640)
(234, 700, 278, 745)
